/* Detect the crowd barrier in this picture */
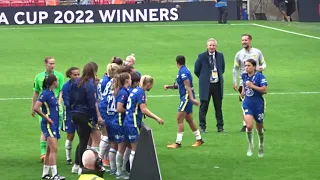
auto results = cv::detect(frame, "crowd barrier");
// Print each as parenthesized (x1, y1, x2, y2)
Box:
(0, 1, 240, 25)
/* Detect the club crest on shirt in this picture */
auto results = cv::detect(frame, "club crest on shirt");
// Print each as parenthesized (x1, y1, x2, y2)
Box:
(245, 87, 254, 97)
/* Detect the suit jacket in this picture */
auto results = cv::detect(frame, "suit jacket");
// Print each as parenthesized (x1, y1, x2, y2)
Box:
(194, 50, 225, 101)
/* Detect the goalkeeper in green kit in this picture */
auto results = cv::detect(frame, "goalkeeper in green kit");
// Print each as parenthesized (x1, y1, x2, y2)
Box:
(31, 57, 65, 162)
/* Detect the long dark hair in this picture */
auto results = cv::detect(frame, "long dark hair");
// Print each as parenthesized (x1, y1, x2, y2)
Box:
(78, 62, 98, 87)
(42, 74, 57, 90)
(112, 72, 130, 96)
(245, 59, 257, 68)
(111, 57, 123, 66)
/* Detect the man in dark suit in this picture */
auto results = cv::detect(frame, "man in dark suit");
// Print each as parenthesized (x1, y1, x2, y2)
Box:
(194, 38, 226, 133)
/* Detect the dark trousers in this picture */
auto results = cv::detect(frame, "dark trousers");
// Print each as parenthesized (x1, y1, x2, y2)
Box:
(199, 83, 224, 130)
(218, 6, 228, 23)
(72, 112, 92, 167)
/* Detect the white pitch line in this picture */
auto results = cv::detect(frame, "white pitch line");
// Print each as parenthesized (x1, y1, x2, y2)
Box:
(0, 23, 250, 30)
(0, 91, 318, 101)
(252, 23, 320, 40)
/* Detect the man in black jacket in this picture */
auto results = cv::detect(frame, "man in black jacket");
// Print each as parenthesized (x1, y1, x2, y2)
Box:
(194, 38, 226, 133)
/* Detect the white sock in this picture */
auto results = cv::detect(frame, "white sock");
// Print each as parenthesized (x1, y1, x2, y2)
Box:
(116, 151, 123, 175)
(99, 136, 109, 158)
(129, 151, 135, 170)
(246, 129, 253, 146)
(243, 120, 246, 126)
(257, 130, 264, 146)
(65, 139, 72, 160)
(91, 146, 99, 152)
(42, 165, 50, 177)
(108, 148, 117, 171)
(51, 165, 57, 176)
(175, 132, 184, 144)
(193, 130, 202, 140)
(122, 148, 131, 172)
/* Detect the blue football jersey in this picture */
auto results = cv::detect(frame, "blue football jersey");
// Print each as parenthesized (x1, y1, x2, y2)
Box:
(99, 79, 116, 122)
(242, 72, 267, 103)
(111, 87, 129, 126)
(176, 66, 195, 99)
(99, 75, 110, 99)
(123, 87, 146, 128)
(38, 89, 59, 126)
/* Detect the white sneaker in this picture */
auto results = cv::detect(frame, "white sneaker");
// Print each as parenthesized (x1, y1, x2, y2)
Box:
(78, 167, 82, 175)
(247, 145, 253, 156)
(71, 165, 79, 174)
(258, 144, 264, 158)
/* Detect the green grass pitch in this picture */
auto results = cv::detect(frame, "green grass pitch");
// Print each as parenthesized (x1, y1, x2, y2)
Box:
(0, 21, 320, 180)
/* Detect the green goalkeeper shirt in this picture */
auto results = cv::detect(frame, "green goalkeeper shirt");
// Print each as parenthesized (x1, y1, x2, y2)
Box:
(33, 70, 64, 98)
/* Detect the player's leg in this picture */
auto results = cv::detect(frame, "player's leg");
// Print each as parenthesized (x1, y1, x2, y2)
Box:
(238, 86, 246, 132)
(167, 111, 185, 148)
(108, 125, 118, 175)
(64, 119, 75, 165)
(99, 124, 110, 166)
(41, 123, 51, 179)
(90, 126, 101, 152)
(126, 127, 139, 170)
(115, 126, 129, 179)
(243, 106, 255, 156)
(39, 116, 47, 162)
(121, 143, 131, 175)
(185, 113, 204, 147)
(254, 109, 265, 158)
(184, 101, 203, 147)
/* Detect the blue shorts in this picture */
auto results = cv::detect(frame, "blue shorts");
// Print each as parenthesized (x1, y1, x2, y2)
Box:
(41, 122, 60, 139)
(124, 126, 140, 143)
(242, 104, 265, 123)
(109, 124, 125, 143)
(178, 98, 193, 114)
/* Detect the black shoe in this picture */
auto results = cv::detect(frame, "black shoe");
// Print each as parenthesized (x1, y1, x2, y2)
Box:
(66, 159, 73, 165)
(240, 126, 246, 132)
(42, 175, 51, 179)
(217, 128, 227, 133)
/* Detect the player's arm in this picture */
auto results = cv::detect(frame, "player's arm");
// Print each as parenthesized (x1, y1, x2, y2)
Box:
(33, 95, 54, 124)
(232, 53, 241, 90)
(258, 51, 266, 71)
(248, 75, 268, 94)
(164, 84, 178, 90)
(138, 93, 164, 124)
(140, 104, 164, 124)
(31, 76, 41, 114)
(32, 91, 39, 109)
(183, 79, 200, 106)
(86, 83, 98, 121)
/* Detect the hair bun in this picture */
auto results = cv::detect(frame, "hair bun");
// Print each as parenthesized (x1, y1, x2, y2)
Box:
(130, 53, 135, 57)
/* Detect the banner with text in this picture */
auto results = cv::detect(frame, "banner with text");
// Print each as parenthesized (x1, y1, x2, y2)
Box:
(298, 0, 320, 22)
(0, 2, 239, 25)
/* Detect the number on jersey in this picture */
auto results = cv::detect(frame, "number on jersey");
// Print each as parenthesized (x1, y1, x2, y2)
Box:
(106, 91, 116, 115)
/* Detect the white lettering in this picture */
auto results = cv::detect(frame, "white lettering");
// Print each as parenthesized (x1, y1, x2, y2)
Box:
(64, 10, 75, 24)
(122, 9, 134, 22)
(54, 11, 63, 24)
(75, 10, 84, 23)
(136, 9, 147, 22)
(0, 12, 9, 25)
(149, 9, 158, 22)
(38, 11, 48, 24)
(26, 12, 37, 25)
(170, 8, 179, 21)
(159, 8, 169, 21)
(14, 12, 25, 25)
(85, 10, 94, 23)
(117, 9, 121, 22)
(99, 10, 116, 23)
